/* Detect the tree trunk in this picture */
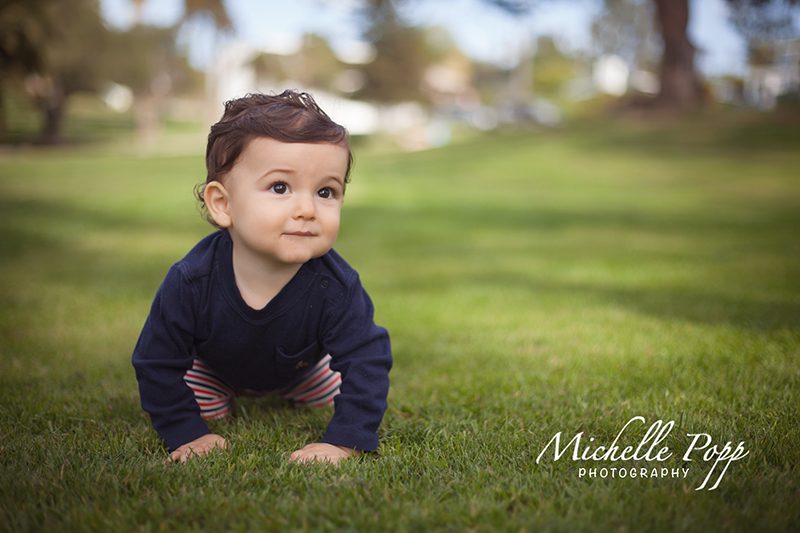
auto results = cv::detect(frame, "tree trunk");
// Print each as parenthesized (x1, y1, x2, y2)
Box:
(0, 82, 6, 135)
(39, 83, 68, 144)
(653, 0, 705, 109)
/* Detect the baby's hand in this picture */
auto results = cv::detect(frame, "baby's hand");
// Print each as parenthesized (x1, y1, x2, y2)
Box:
(289, 442, 358, 464)
(168, 433, 227, 463)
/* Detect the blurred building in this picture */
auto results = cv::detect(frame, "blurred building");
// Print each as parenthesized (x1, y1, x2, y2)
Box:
(206, 37, 381, 135)
(206, 37, 448, 148)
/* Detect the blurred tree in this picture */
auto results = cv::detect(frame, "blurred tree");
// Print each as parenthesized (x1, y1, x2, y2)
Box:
(0, 1, 43, 74)
(251, 51, 289, 86)
(356, 0, 439, 102)
(482, 0, 536, 110)
(106, 26, 180, 95)
(421, 27, 476, 103)
(530, 36, 581, 102)
(251, 34, 344, 90)
(105, 25, 200, 139)
(727, 0, 798, 41)
(0, 0, 228, 143)
(129, 0, 231, 28)
(0, 0, 45, 133)
(497, 0, 707, 108)
(483, 0, 531, 15)
(727, 0, 799, 66)
(122, 0, 231, 139)
(0, 0, 111, 143)
(591, 0, 660, 74)
(180, 0, 232, 28)
(650, 0, 705, 108)
(727, 0, 799, 108)
(486, 0, 798, 110)
(297, 35, 346, 89)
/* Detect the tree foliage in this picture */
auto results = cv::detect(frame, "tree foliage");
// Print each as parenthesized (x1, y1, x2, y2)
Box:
(591, 0, 660, 71)
(105, 25, 198, 96)
(181, 0, 232, 29)
(0, 0, 229, 143)
(484, 0, 800, 110)
(0, 0, 108, 93)
(727, 0, 799, 67)
(0, 0, 110, 142)
(251, 35, 344, 90)
(482, 0, 533, 15)
(0, 0, 47, 78)
(531, 36, 585, 102)
(727, 0, 799, 39)
(356, 0, 439, 103)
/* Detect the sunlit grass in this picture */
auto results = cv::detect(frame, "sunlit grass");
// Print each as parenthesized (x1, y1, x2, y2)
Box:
(1, 111, 798, 530)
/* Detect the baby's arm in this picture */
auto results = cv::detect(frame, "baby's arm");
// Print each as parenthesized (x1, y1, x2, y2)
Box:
(168, 433, 227, 463)
(133, 264, 214, 455)
(311, 275, 392, 460)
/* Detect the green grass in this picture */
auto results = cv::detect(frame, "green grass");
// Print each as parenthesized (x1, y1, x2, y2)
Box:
(1, 110, 799, 531)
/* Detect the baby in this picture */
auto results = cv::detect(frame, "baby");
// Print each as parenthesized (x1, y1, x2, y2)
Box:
(132, 90, 392, 464)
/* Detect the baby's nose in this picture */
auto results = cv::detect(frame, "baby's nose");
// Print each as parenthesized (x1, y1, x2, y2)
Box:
(293, 193, 316, 218)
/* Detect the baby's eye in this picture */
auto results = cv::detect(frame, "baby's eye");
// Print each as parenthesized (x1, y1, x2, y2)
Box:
(318, 187, 337, 199)
(269, 182, 288, 194)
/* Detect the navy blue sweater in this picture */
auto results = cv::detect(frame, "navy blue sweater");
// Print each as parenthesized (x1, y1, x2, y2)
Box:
(132, 230, 392, 452)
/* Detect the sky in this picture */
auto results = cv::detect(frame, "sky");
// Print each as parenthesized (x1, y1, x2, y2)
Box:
(100, 0, 749, 76)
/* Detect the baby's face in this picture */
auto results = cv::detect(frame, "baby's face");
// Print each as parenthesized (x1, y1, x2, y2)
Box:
(221, 136, 348, 267)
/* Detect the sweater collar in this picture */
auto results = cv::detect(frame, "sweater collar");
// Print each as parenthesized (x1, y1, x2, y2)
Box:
(216, 230, 316, 323)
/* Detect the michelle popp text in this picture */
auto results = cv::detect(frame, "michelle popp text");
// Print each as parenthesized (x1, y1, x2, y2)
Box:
(536, 416, 749, 491)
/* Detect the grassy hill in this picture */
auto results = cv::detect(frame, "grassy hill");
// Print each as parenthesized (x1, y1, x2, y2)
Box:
(1, 112, 798, 530)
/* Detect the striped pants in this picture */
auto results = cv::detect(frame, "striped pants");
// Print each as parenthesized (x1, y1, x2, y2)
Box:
(183, 354, 342, 420)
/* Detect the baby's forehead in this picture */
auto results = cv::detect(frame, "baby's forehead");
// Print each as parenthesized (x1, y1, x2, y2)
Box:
(241, 136, 349, 157)
(234, 136, 349, 174)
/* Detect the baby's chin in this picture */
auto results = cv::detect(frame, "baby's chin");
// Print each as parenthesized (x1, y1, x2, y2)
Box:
(279, 247, 332, 265)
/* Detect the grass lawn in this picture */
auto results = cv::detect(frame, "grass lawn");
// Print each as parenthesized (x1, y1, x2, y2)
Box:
(0, 111, 798, 531)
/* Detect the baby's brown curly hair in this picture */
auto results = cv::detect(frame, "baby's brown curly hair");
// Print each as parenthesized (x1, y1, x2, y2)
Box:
(196, 90, 353, 227)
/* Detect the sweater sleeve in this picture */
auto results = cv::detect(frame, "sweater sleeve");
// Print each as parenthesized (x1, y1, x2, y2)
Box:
(131, 264, 210, 452)
(320, 275, 392, 452)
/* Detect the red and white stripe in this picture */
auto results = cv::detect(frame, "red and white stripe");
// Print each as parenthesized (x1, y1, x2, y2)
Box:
(281, 354, 342, 407)
(183, 354, 341, 418)
(183, 359, 235, 419)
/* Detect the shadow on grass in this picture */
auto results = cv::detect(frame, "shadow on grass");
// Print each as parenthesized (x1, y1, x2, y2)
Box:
(342, 204, 800, 333)
(465, 271, 800, 332)
(562, 112, 800, 158)
(344, 202, 800, 238)
(2, 195, 209, 294)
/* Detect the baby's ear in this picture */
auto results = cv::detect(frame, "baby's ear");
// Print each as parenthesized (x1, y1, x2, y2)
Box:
(204, 181, 232, 228)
